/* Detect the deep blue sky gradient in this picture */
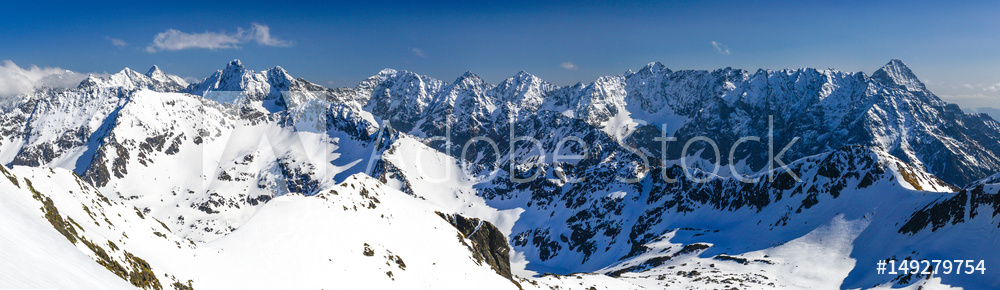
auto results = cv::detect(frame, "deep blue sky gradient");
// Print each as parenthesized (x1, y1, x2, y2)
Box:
(2, 1, 997, 107)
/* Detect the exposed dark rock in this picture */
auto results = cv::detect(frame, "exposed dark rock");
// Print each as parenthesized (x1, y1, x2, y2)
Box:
(436, 212, 519, 288)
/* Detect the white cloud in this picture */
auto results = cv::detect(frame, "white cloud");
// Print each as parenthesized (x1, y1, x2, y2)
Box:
(146, 29, 241, 52)
(182, 76, 202, 84)
(412, 48, 427, 58)
(711, 41, 731, 55)
(560, 62, 578, 71)
(0, 60, 102, 98)
(107, 37, 128, 47)
(986, 82, 1000, 93)
(243, 23, 292, 47)
(146, 23, 292, 53)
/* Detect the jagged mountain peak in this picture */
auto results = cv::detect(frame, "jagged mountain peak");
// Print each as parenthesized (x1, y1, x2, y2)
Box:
(499, 70, 545, 87)
(456, 71, 480, 81)
(184, 60, 308, 108)
(884, 58, 908, 68)
(365, 68, 442, 89)
(506, 70, 544, 85)
(214, 60, 255, 80)
(144, 65, 167, 81)
(76, 74, 101, 88)
(211, 59, 251, 79)
(493, 71, 554, 107)
(626, 61, 671, 79)
(227, 59, 244, 69)
(453, 71, 489, 88)
(146, 65, 161, 76)
(376, 68, 399, 76)
(75, 65, 187, 92)
(266, 66, 293, 82)
(383, 69, 439, 85)
(872, 58, 925, 90)
(105, 67, 146, 83)
(640, 61, 667, 74)
(119, 67, 139, 75)
(144, 65, 189, 89)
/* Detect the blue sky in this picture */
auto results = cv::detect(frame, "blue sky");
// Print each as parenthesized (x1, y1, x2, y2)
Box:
(2, 1, 998, 108)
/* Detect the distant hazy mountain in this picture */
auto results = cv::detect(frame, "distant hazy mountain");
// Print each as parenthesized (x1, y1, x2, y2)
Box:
(969, 107, 1000, 122)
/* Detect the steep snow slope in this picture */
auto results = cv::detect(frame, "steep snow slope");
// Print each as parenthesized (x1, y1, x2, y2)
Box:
(0, 165, 135, 289)
(0, 85, 126, 169)
(373, 128, 979, 289)
(0, 164, 523, 289)
(1, 84, 384, 242)
(79, 66, 188, 92)
(80, 89, 346, 241)
(868, 173, 1000, 289)
(7, 145, 966, 290)
(379, 138, 974, 288)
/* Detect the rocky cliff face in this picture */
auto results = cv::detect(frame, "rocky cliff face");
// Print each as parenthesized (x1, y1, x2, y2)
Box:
(437, 212, 517, 287)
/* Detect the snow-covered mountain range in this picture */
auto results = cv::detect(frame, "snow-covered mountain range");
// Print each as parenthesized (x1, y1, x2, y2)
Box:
(1, 59, 998, 289)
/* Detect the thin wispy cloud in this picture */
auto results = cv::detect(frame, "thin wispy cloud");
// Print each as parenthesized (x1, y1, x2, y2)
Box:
(943, 93, 993, 100)
(182, 76, 201, 84)
(711, 41, 730, 55)
(941, 93, 1000, 108)
(106, 37, 128, 47)
(412, 48, 427, 58)
(145, 23, 292, 53)
(146, 29, 241, 52)
(987, 82, 1000, 93)
(245, 23, 291, 47)
(951, 82, 1000, 93)
(560, 62, 579, 71)
(0, 60, 105, 98)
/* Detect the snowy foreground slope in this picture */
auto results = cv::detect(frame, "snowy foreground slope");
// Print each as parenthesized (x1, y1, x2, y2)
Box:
(0, 165, 523, 289)
(1, 59, 999, 289)
(1, 136, 985, 289)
